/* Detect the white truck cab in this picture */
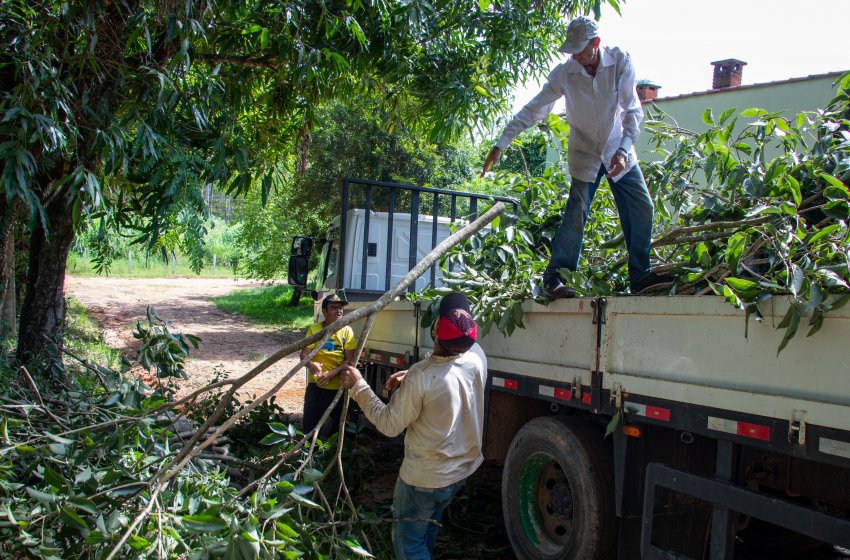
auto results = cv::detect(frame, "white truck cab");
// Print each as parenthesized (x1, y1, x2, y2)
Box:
(288, 178, 515, 300)
(318, 209, 455, 293)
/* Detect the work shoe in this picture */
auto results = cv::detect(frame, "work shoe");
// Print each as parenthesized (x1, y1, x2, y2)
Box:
(630, 272, 675, 294)
(543, 273, 575, 299)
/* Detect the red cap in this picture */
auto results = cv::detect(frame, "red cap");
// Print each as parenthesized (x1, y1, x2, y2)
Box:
(436, 307, 477, 354)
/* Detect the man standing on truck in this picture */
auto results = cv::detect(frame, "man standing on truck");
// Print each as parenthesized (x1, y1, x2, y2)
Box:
(339, 292, 487, 560)
(300, 293, 356, 438)
(481, 15, 673, 297)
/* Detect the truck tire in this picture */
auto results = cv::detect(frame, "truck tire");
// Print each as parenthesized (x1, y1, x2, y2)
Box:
(502, 415, 616, 560)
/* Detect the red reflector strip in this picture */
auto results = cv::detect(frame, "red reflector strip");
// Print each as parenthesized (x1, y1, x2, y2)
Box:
(624, 402, 670, 422)
(646, 406, 671, 422)
(737, 422, 771, 441)
(538, 386, 571, 401)
(708, 416, 771, 441)
(492, 377, 518, 390)
(581, 392, 592, 405)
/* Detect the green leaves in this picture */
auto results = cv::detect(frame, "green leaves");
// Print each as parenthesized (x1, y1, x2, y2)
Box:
(134, 306, 201, 384)
(776, 302, 801, 355)
(604, 407, 623, 438)
(183, 512, 229, 533)
(1, 353, 374, 560)
(260, 421, 298, 446)
(640, 83, 850, 352)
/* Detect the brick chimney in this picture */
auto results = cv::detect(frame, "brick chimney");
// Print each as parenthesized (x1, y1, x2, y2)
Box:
(711, 58, 747, 89)
(636, 79, 661, 102)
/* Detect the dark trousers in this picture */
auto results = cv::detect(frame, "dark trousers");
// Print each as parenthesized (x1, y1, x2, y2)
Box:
(302, 383, 344, 437)
(547, 164, 654, 284)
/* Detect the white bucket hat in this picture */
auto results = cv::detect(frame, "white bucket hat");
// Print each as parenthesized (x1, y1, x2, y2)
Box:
(558, 16, 599, 54)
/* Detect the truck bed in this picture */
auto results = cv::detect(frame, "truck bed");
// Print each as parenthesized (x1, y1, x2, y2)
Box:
(353, 295, 850, 459)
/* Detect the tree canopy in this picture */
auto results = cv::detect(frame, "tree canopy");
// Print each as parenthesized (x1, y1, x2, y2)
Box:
(0, 0, 614, 362)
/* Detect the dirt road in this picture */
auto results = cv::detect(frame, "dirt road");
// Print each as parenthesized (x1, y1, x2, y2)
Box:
(64, 276, 307, 416)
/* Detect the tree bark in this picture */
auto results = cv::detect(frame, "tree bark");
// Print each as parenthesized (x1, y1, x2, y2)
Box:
(0, 198, 18, 339)
(16, 196, 76, 363)
(287, 287, 302, 307)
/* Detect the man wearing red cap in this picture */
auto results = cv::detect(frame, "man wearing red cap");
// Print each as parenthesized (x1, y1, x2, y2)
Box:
(339, 292, 487, 560)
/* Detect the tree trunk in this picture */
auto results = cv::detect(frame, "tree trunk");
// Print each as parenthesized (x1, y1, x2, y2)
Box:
(16, 196, 76, 363)
(0, 198, 18, 339)
(288, 287, 303, 307)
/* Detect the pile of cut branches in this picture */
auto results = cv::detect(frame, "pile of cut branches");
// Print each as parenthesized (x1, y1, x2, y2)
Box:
(433, 74, 850, 351)
(0, 311, 376, 560)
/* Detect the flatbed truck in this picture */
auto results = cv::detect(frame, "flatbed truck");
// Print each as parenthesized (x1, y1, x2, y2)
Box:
(289, 179, 850, 559)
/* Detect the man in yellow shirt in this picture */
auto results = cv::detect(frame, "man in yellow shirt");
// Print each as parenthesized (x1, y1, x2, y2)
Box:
(300, 293, 356, 437)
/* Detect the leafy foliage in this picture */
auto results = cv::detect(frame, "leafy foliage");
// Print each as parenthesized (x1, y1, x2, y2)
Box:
(0, 314, 377, 559)
(233, 101, 484, 281)
(430, 75, 850, 350)
(2, 0, 617, 358)
(494, 128, 553, 179)
(133, 307, 201, 386)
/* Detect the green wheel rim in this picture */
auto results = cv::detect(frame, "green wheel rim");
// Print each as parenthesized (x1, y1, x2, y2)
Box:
(517, 452, 574, 555)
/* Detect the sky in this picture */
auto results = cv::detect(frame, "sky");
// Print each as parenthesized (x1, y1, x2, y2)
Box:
(512, 0, 850, 112)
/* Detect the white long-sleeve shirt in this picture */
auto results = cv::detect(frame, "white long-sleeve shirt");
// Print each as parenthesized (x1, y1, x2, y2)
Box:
(496, 45, 643, 182)
(348, 343, 488, 488)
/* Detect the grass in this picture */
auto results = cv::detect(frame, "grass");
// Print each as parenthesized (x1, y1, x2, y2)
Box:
(64, 298, 123, 369)
(212, 284, 315, 331)
(66, 253, 237, 279)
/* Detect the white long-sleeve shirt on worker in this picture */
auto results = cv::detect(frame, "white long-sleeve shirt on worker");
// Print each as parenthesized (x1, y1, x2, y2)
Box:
(348, 343, 488, 489)
(496, 45, 643, 183)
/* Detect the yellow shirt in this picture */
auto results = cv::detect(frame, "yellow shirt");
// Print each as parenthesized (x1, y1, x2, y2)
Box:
(305, 322, 356, 390)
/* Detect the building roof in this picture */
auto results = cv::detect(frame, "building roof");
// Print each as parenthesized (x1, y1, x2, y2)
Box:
(637, 79, 661, 88)
(652, 70, 847, 102)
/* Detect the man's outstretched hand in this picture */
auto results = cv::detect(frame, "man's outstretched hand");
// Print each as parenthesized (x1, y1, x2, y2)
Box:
(481, 146, 502, 176)
(339, 365, 363, 389)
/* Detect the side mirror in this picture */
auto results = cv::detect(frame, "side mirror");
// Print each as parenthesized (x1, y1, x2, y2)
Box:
(291, 236, 313, 258)
(288, 255, 309, 288)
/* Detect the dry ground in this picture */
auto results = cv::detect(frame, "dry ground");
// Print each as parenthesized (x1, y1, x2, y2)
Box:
(64, 276, 307, 416)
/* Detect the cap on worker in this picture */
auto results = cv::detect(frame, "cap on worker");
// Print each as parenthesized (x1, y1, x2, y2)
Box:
(436, 292, 477, 355)
(558, 16, 599, 54)
(322, 292, 349, 309)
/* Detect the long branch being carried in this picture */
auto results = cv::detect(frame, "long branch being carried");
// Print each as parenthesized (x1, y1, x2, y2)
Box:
(102, 200, 507, 560)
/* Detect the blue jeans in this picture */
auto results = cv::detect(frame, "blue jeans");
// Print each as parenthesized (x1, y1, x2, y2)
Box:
(392, 478, 464, 560)
(547, 164, 654, 284)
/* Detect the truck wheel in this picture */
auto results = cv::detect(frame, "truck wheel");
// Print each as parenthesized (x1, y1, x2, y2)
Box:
(502, 416, 616, 560)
